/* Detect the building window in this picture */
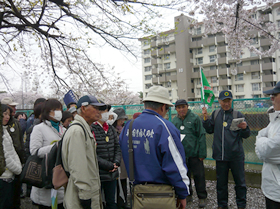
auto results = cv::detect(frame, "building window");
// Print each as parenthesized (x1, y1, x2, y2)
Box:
(167, 81, 171, 88)
(196, 27, 201, 35)
(209, 45, 215, 52)
(211, 76, 217, 83)
(235, 73, 243, 81)
(143, 40, 149, 46)
(251, 37, 258, 45)
(145, 84, 152, 89)
(251, 14, 257, 19)
(209, 55, 216, 63)
(250, 50, 258, 57)
(250, 60, 259, 65)
(144, 49, 150, 55)
(197, 89, 201, 95)
(236, 84, 244, 92)
(145, 75, 152, 80)
(278, 20, 280, 28)
(169, 90, 172, 97)
(213, 86, 218, 93)
(253, 95, 260, 98)
(197, 48, 203, 54)
(236, 95, 245, 99)
(264, 81, 276, 87)
(252, 83, 261, 91)
(164, 63, 171, 70)
(144, 58, 151, 63)
(164, 54, 170, 60)
(144, 66, 152, 72)
(251, 72, 260, 79)
(193, 68, 199, 72)
(197, 57, 203, 65)
(210, 65, 217, 70)
(220, 75, 227, 79)
(192, 37, 202, 42)
(166, 72, 171, 76)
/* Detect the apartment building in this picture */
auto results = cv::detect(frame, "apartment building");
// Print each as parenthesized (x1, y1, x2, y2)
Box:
(139, 4, 280, 102)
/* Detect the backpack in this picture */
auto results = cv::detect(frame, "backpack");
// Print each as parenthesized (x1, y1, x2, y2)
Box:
(44, 123, 86, 189)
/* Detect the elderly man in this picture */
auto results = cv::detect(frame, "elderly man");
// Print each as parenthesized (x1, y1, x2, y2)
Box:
(119, 86, 189, 209)
(62, 95, 106, 209)
(255, 81, 280, 209)
(172, 99, 207, 208)
(202, 90, 250, 209)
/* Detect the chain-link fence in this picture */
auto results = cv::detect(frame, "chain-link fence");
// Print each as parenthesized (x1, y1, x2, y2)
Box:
(112, 97, 272, 165)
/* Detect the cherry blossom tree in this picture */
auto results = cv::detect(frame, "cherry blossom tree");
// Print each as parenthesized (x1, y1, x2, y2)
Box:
(184, 0, 280, 59)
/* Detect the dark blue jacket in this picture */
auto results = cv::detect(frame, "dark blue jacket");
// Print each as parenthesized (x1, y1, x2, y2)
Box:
(119, 109, 189, 199)
(202, 108, 250, 161)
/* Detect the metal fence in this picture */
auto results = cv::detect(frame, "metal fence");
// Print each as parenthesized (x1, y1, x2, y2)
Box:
(112, 97, 272, 165)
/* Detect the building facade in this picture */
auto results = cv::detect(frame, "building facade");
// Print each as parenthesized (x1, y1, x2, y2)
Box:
(139, 4, 280, 102)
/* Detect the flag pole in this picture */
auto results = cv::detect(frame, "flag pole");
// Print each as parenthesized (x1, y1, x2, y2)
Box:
(200, 66, 205, 106)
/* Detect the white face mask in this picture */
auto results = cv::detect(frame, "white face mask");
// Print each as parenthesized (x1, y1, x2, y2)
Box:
(107, 112, 118, 125)
(50, 110, 62, 122)
(100, 112, 109, 122)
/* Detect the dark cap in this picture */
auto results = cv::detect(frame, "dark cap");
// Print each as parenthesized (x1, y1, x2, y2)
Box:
(175, 99, 188, 107)
(76, 95, 106, 109)
(263, 81, 280, 95)
(113, 108, 128, 120)
(219, 90, 232, 100)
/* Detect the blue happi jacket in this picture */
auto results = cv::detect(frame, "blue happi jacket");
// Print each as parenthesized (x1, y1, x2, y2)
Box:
(119, 109, 190, 199)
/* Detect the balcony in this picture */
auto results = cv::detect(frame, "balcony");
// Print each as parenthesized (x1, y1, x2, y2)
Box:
(263, 74, 277, 82)
(208, 70, 217, 76)
(219, 68, 228, 75)
(263, 86, 273, 92)
(152, 77, 158, 84)
(203, 37, 215, 46)
(151, 58, 161, 65)
(219, 79, 232, 86)
(262, 62, 273, 70)
(262, 13, 273, 22)
(217, 46, 227, 53)
(260, 38, 271, 46)
(166, 75, 177, 81)
(152, 68, 158, 75)
(190, 40, 204, 48)
(216, 35, 225, 43)
(168, 44, 176, 53)
(237, 65, 250, 73)
(151, 49, 157, 56)
(191, 72, 200, 78)
(218, 57, 227, 64)
(250, 64, 261, 72)
(151, 40, 156, 47)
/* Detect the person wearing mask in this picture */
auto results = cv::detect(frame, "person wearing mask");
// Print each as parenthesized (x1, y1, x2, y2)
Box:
(62, 95, 106, 209)
(61, 111, 74, 129)
(91, 104, 121, 209)
(30, 99, 65, 209)
(0, 104, 22, 209)
(112, 108, 129, 209)
(255, 82, 280, 209)
(1, 97, 25, 208)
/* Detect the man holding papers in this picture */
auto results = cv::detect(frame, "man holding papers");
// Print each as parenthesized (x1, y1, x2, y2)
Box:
(172, 99, 207, 208)
(202, 90, 250, 209)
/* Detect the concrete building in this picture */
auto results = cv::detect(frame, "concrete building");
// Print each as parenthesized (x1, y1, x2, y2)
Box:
(139, 4, 280, 102)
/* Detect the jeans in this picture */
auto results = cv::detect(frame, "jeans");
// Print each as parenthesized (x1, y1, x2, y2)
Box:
(216, 160, 247, 208)
(187, 157, 207, 199)
(102, 180, 117, 209)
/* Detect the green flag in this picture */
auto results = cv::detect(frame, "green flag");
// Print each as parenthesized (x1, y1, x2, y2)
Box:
(200, 68, 215, 105)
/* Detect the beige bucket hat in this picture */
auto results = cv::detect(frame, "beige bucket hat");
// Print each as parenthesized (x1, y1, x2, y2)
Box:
(143, 86, 173, 107)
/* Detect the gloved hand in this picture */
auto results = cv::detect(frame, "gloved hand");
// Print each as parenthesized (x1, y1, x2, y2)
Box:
(79, 199, 91, 209)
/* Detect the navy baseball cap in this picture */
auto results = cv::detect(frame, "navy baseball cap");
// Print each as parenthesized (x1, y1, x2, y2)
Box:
(263, 81, 280, 95)
(77, 95, 106, 109)
(219, 90, 232, 100)
(175, 99, 188, 107)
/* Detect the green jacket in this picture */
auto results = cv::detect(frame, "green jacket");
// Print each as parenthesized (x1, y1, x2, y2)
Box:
(7, 117, 25, 164)
(172, 109, 207, 159)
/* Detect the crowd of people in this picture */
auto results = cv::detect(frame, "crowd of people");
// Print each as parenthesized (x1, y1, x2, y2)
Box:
(0, 82, 279, 209)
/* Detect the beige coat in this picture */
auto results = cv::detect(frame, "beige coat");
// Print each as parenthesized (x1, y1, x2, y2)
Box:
(62, 115, 102, 209)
